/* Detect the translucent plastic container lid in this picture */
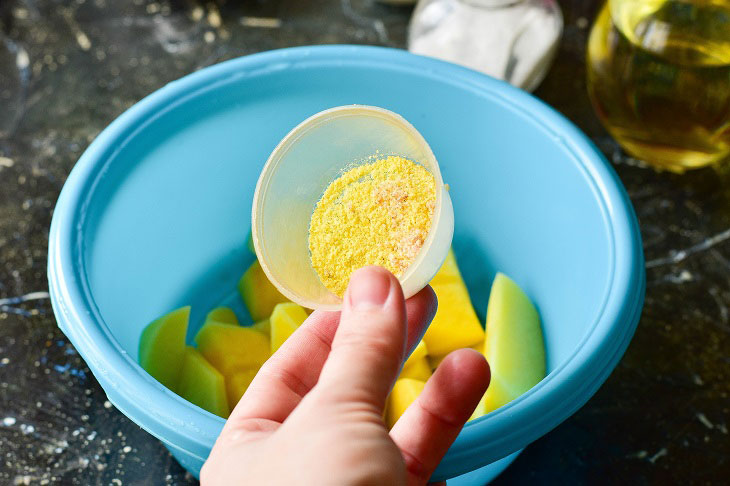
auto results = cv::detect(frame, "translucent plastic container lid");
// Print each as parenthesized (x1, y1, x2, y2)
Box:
(252, 105, 454, 310)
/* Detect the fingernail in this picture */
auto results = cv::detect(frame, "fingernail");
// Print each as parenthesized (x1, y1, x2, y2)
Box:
(347, 266, 392, 310)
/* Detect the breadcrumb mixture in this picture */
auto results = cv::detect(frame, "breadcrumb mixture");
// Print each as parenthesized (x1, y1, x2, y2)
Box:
(308, 156, 436, 296)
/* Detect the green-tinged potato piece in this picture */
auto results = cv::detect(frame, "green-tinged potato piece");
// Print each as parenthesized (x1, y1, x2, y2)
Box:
(481, 273, 546, 413)
(138, 306, 190, 390)
(176, 347, 229, 418)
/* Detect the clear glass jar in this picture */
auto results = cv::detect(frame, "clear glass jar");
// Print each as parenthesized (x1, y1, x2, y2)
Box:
(408, 0, 563, 92)
(587, 0, 730, 172)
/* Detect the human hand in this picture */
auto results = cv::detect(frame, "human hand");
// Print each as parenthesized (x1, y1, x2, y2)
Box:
(201, 266, 490, 485)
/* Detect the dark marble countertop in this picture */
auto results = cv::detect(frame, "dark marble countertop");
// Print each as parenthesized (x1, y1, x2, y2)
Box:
(1, 0, 728, 484)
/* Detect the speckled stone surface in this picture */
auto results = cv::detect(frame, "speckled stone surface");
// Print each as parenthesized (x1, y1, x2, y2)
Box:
(0, 0, 728, 484)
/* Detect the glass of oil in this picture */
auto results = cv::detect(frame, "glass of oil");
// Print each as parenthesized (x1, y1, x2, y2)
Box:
(587, 0, 730, 172)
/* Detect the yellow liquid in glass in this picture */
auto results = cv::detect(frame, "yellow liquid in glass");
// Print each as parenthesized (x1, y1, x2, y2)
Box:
(587, 1, 730, 172)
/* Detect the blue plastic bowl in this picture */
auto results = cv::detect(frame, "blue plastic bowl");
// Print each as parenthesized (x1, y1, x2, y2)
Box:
(48, 46, 644, 483)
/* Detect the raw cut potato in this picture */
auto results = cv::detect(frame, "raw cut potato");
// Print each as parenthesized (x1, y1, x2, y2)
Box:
(176, 347, 229, 418)
(429, 248, 461, 286)
(422, 250, 485, 355)
(270, 302, 308, 353)
(399, 358, 432, 381)
(195, 322, 270, 376)
(251, 318, 271, 335)
(404, 340, 428, 367)
(226, 368, 259, 411)
(480, 273, 545, 414)
(386, 378, 426, 429)
(138, 306, 190, 391)
(205, 307, 239, 325)
(238, 260, 289, 321)
(399, 341, 431, 381)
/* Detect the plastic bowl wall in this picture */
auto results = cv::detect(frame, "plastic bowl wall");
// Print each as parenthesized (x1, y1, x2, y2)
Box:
(48, 46, 645, 483)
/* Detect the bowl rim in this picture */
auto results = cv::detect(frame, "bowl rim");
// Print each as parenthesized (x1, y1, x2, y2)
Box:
(48, 45, 645, 480)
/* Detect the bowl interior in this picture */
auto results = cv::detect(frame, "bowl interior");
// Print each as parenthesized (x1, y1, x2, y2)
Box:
(84, 63, 612, 368)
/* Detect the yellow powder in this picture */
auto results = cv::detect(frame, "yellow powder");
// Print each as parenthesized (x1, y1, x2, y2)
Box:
(308, 155, 437, 297)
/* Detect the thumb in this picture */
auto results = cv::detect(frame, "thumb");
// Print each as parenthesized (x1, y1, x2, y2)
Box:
(313, 266, 407, 412)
